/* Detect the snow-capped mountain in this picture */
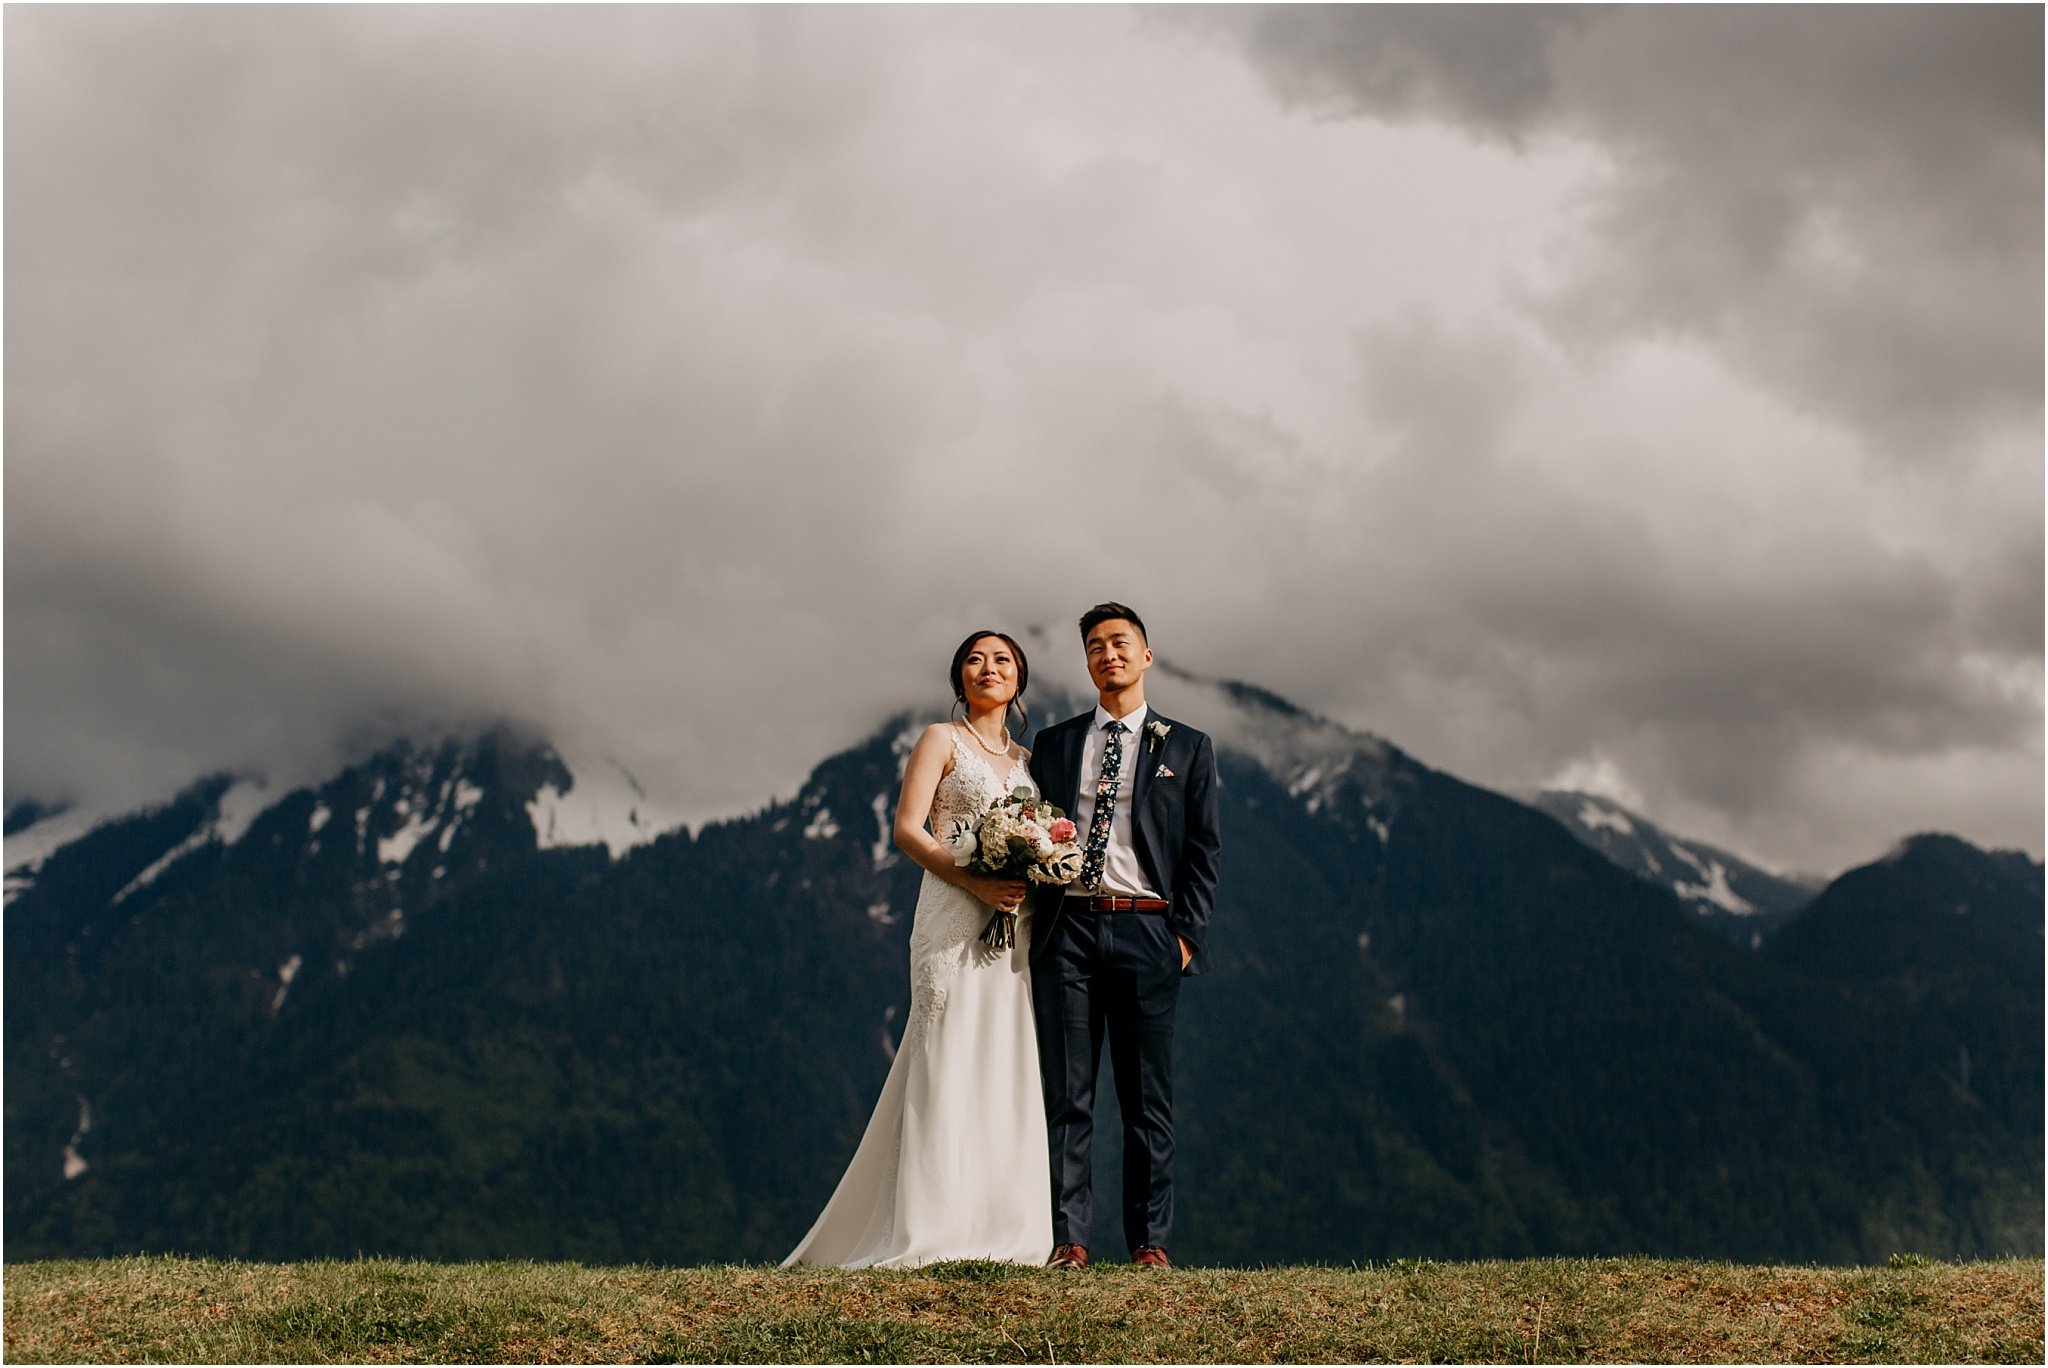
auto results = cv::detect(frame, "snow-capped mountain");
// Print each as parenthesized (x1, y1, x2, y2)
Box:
(0, 669, 1911, 971)
(6, 675, 2039, 1268)
(5, 800, 114, 904)
(4, 661, 1419, 923)
(5, 777, 287, 912)
(1150, 667, 1407, 835)
(1528, 789, 1823, 945)
(3, 727, 678, 914)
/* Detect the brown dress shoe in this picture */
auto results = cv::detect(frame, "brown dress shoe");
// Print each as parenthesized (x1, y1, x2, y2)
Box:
(1048, 1243, 1088, 1269)
(1132, 1245, 1171, 1269)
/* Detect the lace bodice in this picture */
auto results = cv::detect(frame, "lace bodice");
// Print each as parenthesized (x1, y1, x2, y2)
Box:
(899, 727, 1037, 1048)
(930, 726, 1032, 832)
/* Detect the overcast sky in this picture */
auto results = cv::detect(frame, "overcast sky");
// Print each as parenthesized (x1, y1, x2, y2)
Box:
(6, 5, 2040, 876)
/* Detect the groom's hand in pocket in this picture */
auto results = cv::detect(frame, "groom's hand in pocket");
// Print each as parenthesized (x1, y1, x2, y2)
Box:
(1177, 935, 1192, 971)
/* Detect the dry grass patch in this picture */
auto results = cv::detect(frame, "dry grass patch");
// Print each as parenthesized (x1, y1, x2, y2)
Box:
(3, 1254, 2039, 1363)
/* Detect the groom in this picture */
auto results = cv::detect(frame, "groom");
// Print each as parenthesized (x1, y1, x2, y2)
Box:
(1028, 603, 1222, 1270)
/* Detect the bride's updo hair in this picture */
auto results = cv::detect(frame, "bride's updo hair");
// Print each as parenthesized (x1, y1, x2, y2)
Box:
(949, 630, 1030, 734)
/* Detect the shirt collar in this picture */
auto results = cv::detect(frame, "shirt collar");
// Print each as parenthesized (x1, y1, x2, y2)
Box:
(1092, 700, 1149, 736)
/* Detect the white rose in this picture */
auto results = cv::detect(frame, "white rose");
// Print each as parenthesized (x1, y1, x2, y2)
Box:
(944, 818, 977, 867)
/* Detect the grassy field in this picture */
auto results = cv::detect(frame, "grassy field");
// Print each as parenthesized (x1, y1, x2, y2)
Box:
(3, 1254, 2040, 1363)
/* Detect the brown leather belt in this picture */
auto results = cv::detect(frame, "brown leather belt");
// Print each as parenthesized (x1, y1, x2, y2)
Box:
(1069, 895, 1169, 913)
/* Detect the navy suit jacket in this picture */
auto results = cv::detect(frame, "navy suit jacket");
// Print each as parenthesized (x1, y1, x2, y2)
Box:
(1027, 708, 1222, 976)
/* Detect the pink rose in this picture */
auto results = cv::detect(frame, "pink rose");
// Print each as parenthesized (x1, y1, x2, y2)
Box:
(1048, 818, 1077, 843)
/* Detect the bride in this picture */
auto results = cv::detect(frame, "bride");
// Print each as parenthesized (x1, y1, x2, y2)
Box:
(783, 630, 1054, 1268)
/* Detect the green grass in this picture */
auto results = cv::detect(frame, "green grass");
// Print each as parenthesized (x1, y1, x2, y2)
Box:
(4, 1255, 2040, 1363)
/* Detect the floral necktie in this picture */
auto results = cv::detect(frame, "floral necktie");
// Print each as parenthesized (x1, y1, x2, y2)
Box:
(1079, 720, 1127, 891)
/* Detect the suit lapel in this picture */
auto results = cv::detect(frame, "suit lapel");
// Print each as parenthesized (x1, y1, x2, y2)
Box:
(1128, 710, 1166, 894)
(1126, 711, 1155, 820)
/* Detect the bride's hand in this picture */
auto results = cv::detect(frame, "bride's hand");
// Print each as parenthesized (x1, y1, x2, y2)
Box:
(968, 875, 1028, 913)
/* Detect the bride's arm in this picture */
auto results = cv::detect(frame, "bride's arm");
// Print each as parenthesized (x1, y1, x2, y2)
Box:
(894, 725, 1025, 910)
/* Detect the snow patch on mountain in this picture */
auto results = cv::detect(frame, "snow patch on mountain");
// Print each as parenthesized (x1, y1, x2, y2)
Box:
(270, 954, 303, 1014)
(1530, 788, 1813, 933)
(1153, 665, 1398, 811)
(1669, 845, 1758, 916)
(870, 792, 898, 871)
(526, 746, 685, 858)
(109, 824, 215, 905)
(347, 907, 405, 950)
(96, 777, 281, 906)
(1576, 798, 1637, 838)
(378, 809, 439, 866)
(5, 803, 122, 904)
(212, 778, 272, 846)
(804, 807, 840, 840)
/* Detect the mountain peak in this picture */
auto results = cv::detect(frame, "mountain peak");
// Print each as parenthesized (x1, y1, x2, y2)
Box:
(2, 726, 683, 909)
(1878, 830, 2041, 874)
(1768, 828, 2044, 987)
(1144, 661, 1406, 818)
(1527, 788, 1820, 945)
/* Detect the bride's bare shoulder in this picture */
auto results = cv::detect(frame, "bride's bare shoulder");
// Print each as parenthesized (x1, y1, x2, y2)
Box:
(912, 721, 962, 765)
(918, 722, 956, 743)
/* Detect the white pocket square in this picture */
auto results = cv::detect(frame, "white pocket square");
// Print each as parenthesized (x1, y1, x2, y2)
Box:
(1154, 764, 1175, 778)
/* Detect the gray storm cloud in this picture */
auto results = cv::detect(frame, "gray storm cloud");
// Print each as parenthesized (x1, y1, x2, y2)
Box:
(1171, 3, 2044, 458)
(5, 5, 2038, 876)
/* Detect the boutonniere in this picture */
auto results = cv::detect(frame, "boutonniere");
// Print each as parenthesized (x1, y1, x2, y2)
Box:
(1146, 719, 1171, 754)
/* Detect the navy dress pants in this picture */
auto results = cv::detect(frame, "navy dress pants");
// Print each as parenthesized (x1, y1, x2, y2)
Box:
(1032, 905, 1181, 1253)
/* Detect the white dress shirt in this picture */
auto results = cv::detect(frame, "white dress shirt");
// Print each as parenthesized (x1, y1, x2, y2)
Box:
(1071, 701, 1162, 900)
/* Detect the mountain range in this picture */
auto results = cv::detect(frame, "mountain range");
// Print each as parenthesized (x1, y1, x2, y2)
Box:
(5, 669, 2040, 1265)
(1526, 790, 1822, 946)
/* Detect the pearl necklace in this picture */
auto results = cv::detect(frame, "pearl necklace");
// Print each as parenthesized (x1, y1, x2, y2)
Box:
(957, 717, 1011, 756)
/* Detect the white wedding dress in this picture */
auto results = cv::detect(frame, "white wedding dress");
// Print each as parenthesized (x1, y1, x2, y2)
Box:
(783, 730, 1054, 1268)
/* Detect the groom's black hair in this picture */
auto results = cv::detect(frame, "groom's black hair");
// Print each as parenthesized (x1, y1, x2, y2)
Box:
(1079, 602, 1147, 645)
(949, 630, 1030, 734)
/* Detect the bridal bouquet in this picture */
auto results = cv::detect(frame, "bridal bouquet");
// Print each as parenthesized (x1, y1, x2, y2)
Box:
(944, 788, 1083, 950)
